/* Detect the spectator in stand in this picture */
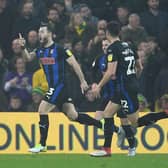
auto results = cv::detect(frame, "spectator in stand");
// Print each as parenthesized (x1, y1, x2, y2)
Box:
(116, 5, 130, 26)
(64, 0, 73, 12)
(154, 66, 168, 102)
(11, 38, 23, 57)
(0, 0, 16, 58)
(0, 88, 8, 111)
(72, 39, 87, 67)
(0, 47, 8, 111)
(137, 40, 150, 55)
(79, 3, 98, 26)
(97, 19, 107, 31)
(8, 38, 24, 71)
(139, 38, 167, 110)
(87, 20, 107, 53)
(26, 30, 38, 52)
(27, 0, 47, 22)
(12, 1, 40, 39)
(47, 7, 65, 42)
(72, 0, 115, 21)
(0, 47, 8, 87)
(140, 0, 168, 39)
(137, 94, 150, 112)
(159, 26, 168, 55)
(51, 1, 69, 25)
(8, 95, 25, 112)
(26, 30, 40, 73)
(160, 94, 168, 112)
(32, 68, 48, 93)
(61, 38, 73, 50)
(65, 12, 95, 47)
(155, 94, 168, 112)
(87, 29, 106, 64)
(9, 37, 39, 73)
(3, 56, 32, 107)
(27, 87, 45, 112)
(136, 49, 146, 77)
(120, 13, 148, 49)
(72, 39, 91, 106)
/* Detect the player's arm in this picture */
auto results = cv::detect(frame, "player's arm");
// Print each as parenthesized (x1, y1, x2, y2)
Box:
(98, 61, 117, 89)
(22, 48, 36, 61)
(18, 33, 36, 61)
(65, 50, 89, 93)
(98, 50, 118, 89)
(91, 50, 118, 98)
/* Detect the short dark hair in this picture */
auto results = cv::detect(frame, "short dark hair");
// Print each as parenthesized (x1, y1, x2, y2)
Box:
(47, 7, 58, 15)
(106, 21, 121, 37)
(40, 22, 54, 33)
(117, 4, 130, 11)
(10, 95, 21, 100)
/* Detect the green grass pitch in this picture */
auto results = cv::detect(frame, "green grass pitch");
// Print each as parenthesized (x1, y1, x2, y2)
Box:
(0, 154, 168, 168)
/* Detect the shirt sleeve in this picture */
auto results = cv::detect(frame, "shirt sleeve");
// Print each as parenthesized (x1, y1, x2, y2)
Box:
(129, 43, 138, 60)
(57, 45, 73, 60)
(106, 46, 119, 63)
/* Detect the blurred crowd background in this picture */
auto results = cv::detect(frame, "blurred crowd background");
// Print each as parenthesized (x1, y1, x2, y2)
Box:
(0, 0, 168, 113)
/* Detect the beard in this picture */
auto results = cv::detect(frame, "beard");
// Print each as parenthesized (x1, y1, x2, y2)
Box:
(39, 36, 48, 47)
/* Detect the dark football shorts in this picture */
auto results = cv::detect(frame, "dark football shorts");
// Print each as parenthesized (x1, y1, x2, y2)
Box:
(110, 79, 139, 115)
(44, 83, 73, 110)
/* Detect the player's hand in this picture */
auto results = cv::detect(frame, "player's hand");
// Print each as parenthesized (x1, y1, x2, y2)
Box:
(91, 83, 101, 99)
(85, 86, 95, 102)
(80, 80, 89, 94)
(18, 33, 26, 48)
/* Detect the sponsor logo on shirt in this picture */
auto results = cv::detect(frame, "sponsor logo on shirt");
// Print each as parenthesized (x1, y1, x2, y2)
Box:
(107, 54, 113, 62)
(40, 57, 56, 65)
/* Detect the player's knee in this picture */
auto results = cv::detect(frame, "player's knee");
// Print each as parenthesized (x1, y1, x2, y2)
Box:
(103, 110, 114, 118)
(95, 111, 103, 120)
(38, 100, 53, 114)
(38, 106, 46, 114)
(66, 111, 78, 121)
(127, 112, 139, 127)
(130, 119, 138, 127)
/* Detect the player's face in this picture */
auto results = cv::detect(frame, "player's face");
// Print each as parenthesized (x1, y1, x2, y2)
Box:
(38, 27, 49, 45)
(105, 30, 112, 41)
(102, 40, 110, 54)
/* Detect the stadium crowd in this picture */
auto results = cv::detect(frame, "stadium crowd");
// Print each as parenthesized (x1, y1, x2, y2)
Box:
(0, 0, 168, 112)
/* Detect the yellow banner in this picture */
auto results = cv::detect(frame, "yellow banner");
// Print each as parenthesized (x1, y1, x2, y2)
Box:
(0, 112, 168, 154)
